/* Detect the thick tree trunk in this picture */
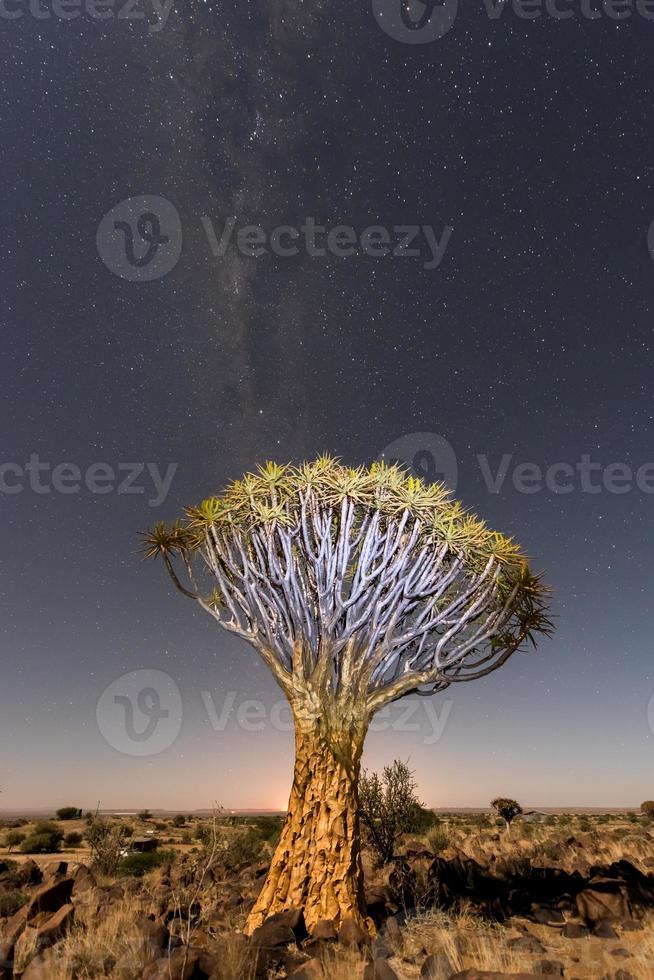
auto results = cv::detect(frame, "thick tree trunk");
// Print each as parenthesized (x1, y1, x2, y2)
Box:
(245, 717, 369, 934)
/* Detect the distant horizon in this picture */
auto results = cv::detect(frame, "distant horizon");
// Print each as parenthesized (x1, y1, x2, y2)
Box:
(0, 804, 647, 817)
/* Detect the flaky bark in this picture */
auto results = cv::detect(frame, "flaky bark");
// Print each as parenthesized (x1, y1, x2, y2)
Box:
(245, 704, 369, 934)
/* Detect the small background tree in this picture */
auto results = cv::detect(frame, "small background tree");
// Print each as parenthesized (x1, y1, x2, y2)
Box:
(640, 801, 654, 818)
(491, 797, 523, 833)
(56, 806, 82, 820)
(359, 760, 422, 864)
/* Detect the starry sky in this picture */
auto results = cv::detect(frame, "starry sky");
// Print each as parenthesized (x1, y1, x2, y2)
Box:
(1, 1, 653, 811)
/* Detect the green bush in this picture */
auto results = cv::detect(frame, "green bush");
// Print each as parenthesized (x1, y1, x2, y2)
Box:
(56, 807, 82, 821)
(118, 850, 174, 877)
(5, 830, 26, 853)
(172, 814, 187, 827)
(406, 804, 440, 835)
(0, 890, 27, 916)
(64, 831, 83, 848)
(19, 821, 63, 854)
(425, 826, 449, 854)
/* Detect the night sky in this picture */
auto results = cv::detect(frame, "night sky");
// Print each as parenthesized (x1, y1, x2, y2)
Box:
(2, 1, 653, 811)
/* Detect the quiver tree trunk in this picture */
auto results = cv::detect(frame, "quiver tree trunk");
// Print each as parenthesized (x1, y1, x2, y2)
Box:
(245, 708, 369, 935)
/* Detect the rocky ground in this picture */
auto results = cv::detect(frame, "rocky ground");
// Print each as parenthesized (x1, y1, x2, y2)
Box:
(1, 813, 653, 979)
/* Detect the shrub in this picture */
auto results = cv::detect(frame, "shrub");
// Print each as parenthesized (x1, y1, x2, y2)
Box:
(19, 821, 63, 854)
(118, 850, 174, 877)
(56, 806, 82, 820)
(0, 890, 27, 916)
(137, 810, 152, 821)
(640, 801, 654, 819)
(85, 818, 128, 875)
(251, 815, 284, 846)
(425, 826, 449, 854)
(406, 803, 440, 835)
(359, 759, 423, 864)
(64, 831, 83, 848)
(5, 830, 26, 853)
(578, 817, 591, 833)
(172, 814, 187, 827)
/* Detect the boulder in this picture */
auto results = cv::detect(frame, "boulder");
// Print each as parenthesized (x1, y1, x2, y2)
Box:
(384, 916, 402, 946)
(27, 877, 74, 916)
(576, 881, 631, 926)
(592, 920, 618, 939)
(33, 903, 74, 946)
(364, 959, 399, 979)
(447, 973, 543, 979)
(338, 915, 370, 948)
(533, 962, 564, 976)
(508, 935, 546, 954)
(250, 919, 296, 948)
(265, 908, 307, 943)
(561, 922, 589, 939)
(289, 959, 325, 979)
(421, 951, 455, 977)
(0, 941, 13, 980)
(309, 918, 337, 941)
(141, 945, 206, 980)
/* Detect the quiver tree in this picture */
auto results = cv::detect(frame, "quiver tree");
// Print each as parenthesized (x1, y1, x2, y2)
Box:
(143, 456, 551, 933)
(490, 797, 523, 834)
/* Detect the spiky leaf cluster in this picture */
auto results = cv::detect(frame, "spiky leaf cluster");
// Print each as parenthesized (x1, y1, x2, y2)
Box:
(143, 456, 551, 707)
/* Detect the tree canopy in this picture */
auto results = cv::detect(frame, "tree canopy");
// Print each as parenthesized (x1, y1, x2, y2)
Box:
(144, 456, 551, 710)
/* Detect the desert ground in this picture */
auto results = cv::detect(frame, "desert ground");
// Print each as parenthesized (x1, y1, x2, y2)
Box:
(1, 808, 653, 979)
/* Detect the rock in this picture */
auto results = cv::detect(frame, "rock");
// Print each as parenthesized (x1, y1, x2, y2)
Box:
(531, 907, 565, 926)
(561, 922, 589, 939)
(136, 915, 170, 955)
(34, 903, 74, 946)
(384, 916, 402, 945)
(592, 920, 618, 939)
(609, 948, 632, 958)
(508, 935, 546, 954)
(533, 962, 564, 976)
(42, 861, 68, 879)
(576, 881, 631, 926)
(421, 950, 455, 977)
(448, 972, 543, 979)
(364, 959, 399, 979)
(0, 942, 13, 980)
(265, 908, 307, 942)
(2, 905, 29, 944)
(72, 865, 96, 894)
(19, 948, 59, 980)
(141, 946, 202, 980)
(619, 919, 642, 931)
(27, 877, 74, 916)
(338, 915, 370, 948)
(250, 919, 296, 948)
(310, 918, 337, 941)
(289, 959, 325, 979)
